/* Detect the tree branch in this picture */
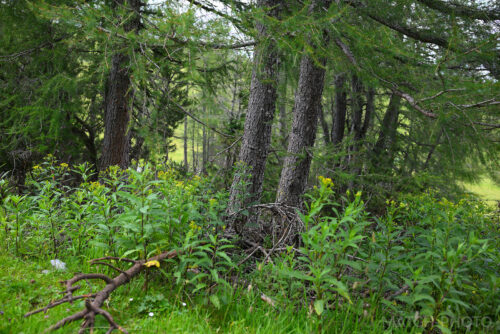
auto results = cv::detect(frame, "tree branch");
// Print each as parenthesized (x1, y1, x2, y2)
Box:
(416, 0, 500, 21)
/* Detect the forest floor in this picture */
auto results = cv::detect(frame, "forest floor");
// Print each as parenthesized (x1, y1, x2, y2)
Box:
(0, 251, 421, 334)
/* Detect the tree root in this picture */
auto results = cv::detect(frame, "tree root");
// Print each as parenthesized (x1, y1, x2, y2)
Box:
(24, 250, 178, 333)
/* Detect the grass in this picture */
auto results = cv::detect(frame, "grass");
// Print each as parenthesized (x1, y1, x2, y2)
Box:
(0, 250, 421, 334)
(464, 178, 500, 206)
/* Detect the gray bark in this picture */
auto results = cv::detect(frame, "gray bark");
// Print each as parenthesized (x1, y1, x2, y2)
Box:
(278, 67, 288, 150)
(361, 87, 375, 138)
(276, 53, 328, 206)
(350, 74, 364, 142)
(330, 74, 347, 145)
(372, 93, 402, 167)
(228, 0, 282, 213)
(99, 0, 141, 170)
(183, 115, 188, 169)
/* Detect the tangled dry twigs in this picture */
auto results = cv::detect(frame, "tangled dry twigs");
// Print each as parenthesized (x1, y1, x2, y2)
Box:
(228, 202, 304, 252)
(24, 250, 178, 333)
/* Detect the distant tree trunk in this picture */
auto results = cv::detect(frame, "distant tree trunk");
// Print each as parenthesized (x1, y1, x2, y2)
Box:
(330, 74, 347, 145)
(100, 0, 141, 170)
(423, 128, 443, 169)
(350, 75, 364, 142)
(276, 41, 329, 206)
(372, 93, 401, 167)
(183, 115, 188, 169)
(228, 0, 282, 214)
(361, 88, 375, 139)
(346, 74, 364, 168)
(318, 103, 330, 145)
(192, 117, 196, 172)
(202, 105, 207, 174)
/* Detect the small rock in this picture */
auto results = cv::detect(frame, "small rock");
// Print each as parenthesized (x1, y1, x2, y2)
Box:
(50, 259, 66, 270)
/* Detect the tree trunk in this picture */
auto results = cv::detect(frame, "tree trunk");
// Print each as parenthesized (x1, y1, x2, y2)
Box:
(192, 117, 196, 172)
(372, 93, 401, 167)
(278, 66, 288, 150)
(276, 53, 328, 206)
(330, 74, 347, 145)
(350, 74, 364, 142)
(227, 0, 282, 213)
(318, 103, 330, 145)
(361, 87, 375, 139)
(183, 115, 188, 169)
(99, 0, 141, 170)
(202, 106, 207, 174)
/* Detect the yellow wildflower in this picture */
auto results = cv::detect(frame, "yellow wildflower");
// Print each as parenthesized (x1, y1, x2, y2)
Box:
(318, 175, 333, 188)
(144, 260, 160, 268)
(60, 163, 69, 169)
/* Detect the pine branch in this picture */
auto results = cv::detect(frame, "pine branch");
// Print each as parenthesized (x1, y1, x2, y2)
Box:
(416, 0, 500, 21)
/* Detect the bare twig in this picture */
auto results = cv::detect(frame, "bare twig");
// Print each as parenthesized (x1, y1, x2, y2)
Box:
(25, 250, 179, 333)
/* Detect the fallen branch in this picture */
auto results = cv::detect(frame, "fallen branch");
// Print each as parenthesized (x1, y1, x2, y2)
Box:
(25, 250, 179, 333)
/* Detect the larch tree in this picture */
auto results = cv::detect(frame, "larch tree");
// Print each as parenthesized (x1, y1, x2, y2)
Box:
(276, 0, 332, 207)
(227, 0, 283, 214)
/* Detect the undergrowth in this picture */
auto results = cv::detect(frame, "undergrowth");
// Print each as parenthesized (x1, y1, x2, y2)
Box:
(0, 157, 498, 333)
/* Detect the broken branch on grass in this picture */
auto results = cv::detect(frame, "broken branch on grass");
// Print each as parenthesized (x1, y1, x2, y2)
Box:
(25, 250, 179, 334)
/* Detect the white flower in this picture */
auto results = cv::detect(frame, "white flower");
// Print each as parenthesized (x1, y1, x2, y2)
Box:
(181, 302, 186, 306)
(148, 312, 154, 317)
(129, 298, 134, 302)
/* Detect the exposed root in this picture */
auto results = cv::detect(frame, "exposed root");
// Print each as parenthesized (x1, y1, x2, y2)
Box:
(228, 202, 304, 250)
(24, 250, 178, 333)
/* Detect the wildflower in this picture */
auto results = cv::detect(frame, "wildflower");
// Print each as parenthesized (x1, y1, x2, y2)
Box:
(129, 298, 134, 302)
(148, 312, 154, 317)
(60, 163, 69, 169)
(355, 191, 362, 198)
(33, 165, 41, 170)
(144, 260, 160, 268)
(181, 302, 187, 306)
(318, 175, 333, 188)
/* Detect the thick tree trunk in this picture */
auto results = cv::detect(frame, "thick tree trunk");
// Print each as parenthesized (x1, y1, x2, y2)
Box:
(228, 0, 282, 213)
(276, 0, 332, 207)
(99, 0, 141, 170)
(100, 53, 132, 170)
(276, 54, 328, 206)
(330, 74, 347, 145)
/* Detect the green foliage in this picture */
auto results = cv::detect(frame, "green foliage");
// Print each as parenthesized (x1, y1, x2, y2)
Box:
(1, 161, 234, 300)
(254, 179, 499, 333)
(1, 162, 499, 332)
